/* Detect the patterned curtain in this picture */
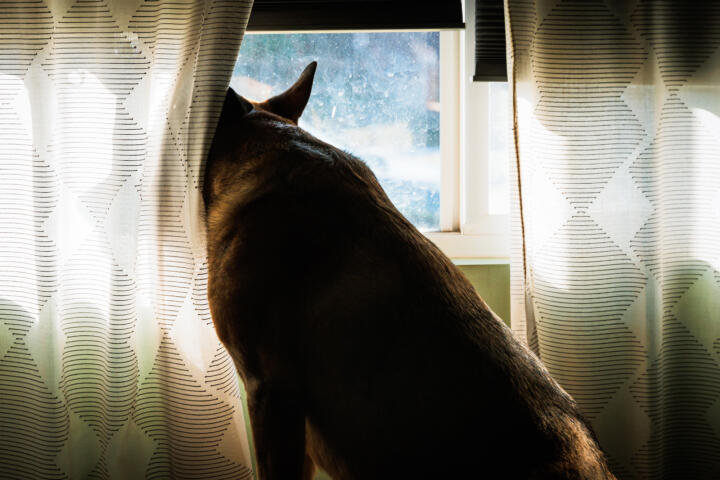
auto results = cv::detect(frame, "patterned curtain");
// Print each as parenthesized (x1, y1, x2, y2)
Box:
(0, 1, 255, 478)
(507, 1, 720, 478)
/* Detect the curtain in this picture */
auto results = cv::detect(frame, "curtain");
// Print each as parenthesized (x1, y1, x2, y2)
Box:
(507, 1, 720, 478)
(0, 1, 255, 478)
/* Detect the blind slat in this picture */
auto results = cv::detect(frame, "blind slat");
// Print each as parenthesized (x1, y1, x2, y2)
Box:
(474, 0, 507, 81)
(247, 0, 464, 31)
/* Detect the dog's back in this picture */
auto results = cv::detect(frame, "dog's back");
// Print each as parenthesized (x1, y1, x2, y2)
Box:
(204, 63, 616, 479)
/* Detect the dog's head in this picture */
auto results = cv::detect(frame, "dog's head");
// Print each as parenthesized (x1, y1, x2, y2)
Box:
(204, 62, 317, 208)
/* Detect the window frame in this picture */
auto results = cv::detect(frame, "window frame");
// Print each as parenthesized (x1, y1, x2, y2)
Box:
(428, 16, 509, 261)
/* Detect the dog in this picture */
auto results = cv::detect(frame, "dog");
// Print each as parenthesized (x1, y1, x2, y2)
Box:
(203, 62, 616, 480)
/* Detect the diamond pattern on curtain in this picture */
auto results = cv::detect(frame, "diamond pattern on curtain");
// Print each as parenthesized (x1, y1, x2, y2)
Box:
(0, 1, 255, 478)
(507, 1, 720, 478)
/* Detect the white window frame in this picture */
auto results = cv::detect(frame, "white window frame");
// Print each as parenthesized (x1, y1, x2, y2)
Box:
(426, 12, 510, 262)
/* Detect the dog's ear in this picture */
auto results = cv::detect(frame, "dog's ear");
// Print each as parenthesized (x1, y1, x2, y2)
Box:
(261, 61, 317, 124)
(222, 88, 254, 121)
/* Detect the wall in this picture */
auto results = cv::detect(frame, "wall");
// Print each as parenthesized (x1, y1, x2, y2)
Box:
(456, 263, 510, 326)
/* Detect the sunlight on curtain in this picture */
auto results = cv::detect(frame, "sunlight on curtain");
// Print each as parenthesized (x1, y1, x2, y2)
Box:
(507, 1, 720, 478)
(0, 1, 254, 478)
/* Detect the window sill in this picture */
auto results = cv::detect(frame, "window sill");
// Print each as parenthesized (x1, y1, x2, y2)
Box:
(424, 231, 510, 262)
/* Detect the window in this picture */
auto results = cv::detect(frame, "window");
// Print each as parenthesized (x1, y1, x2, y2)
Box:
(425, 0, 510, 260)
(233, 7, 510, 260)
(233, 32, 441, 231)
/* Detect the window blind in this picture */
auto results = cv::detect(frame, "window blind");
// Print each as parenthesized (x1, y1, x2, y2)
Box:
(246, 0, 464, 31)
(474, 0, 507, 81)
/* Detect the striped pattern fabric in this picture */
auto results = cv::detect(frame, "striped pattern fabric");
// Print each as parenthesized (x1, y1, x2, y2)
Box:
(507, 1, 720, 478)
(0, 1, 254, 478)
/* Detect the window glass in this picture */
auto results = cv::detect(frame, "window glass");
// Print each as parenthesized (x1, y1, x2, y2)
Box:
(233, 32, 441, 231)
(488, 81, 509, 215)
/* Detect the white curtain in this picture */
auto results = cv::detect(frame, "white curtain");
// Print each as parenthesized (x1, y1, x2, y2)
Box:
(0, 1, 255, 478)
(507, 1, 720, 478)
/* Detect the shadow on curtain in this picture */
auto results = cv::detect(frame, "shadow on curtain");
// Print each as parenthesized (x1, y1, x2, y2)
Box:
(0, 1, 255, 478)
(507, 1, 720, 478)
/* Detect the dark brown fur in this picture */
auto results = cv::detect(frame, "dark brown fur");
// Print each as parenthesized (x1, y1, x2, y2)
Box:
(203, 62, 616, 480)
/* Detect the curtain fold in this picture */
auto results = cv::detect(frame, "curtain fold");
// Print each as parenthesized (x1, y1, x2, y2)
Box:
(0, 1, 254, 478)
(507, 1, 720, 478)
